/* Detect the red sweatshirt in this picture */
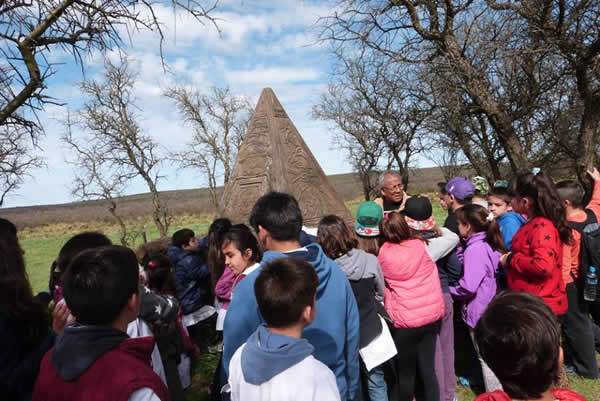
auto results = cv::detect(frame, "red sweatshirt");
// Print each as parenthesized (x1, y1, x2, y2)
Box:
(475, 389, 585, 401)
(506, 216, 567, 315)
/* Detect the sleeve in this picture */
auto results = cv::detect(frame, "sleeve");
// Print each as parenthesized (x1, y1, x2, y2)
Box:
(344, 279, 360, 401)
(373, 260, 385, 301)
(587, 179, 600, 220)
(509, 225, 558, 278)
(127, 387, 162, 401)
(215, 268, 235, 302)
(1, 329, 55, 399)
(221, 276, 262, 382)
(449, 247, 486, 300)
(186, 258, 211, 282)
(500, 216, 522, 251)
(426, 228, 459, 262)
(138, 289, 179, 324)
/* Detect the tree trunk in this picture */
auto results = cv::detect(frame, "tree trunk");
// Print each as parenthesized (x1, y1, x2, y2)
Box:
(577, 94, 600, 197)
(108, 202, 129, 246)
(442, 36, 530, 173)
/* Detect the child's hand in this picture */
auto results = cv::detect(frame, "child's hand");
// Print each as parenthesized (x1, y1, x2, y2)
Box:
(500, 252, 511, 267)
(587, 167, 600, 181)
(52, 301, 70, 336)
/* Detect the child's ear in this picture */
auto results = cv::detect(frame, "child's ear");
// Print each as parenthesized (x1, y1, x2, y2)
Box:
(302, 303, 316, 325)
(562, 199, 571, 209)
(244, 248, 253, 260)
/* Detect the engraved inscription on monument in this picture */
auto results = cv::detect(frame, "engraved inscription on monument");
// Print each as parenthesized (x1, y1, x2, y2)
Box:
(220, 88, 352, 226)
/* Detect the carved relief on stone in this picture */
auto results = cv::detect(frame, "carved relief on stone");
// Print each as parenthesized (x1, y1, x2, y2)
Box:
(220, 88, 352, 225)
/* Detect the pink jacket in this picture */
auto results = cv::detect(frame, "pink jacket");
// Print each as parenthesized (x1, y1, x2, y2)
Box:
(215, 267, 235, 310)
(378, 239, 445, 328)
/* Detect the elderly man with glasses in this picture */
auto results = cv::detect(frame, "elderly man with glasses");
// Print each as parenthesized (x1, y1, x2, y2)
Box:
(374, 171, 410, 214)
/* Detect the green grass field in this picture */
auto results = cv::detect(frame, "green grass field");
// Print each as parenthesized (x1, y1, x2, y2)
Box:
(17, 197, 600, 401)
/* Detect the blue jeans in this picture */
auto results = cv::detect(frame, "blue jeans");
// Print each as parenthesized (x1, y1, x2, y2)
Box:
(367, 364, 388, 401)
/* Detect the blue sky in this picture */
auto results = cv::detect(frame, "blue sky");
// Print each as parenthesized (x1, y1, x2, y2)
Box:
(6, 0, 431, 208)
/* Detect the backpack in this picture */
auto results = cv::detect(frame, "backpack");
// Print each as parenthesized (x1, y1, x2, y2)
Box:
(568, 209, 600, 281)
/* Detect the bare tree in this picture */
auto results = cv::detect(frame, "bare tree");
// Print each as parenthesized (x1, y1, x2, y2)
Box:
(0, 0, 218, 203)
(486, 0, 600, 185)
(62, 114, 134, 246)
(313, 45, 430, 197)
(68, 55, 171, 236)
(0, 125, 43, 206)
(165, 85, 252, 213)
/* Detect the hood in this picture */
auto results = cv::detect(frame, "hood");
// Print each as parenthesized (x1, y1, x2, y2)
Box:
(465, 231, 487, 247)
(51, 323, 128, 381)
(500, 212, 526, 225)
(240, 324, 313, 385)
(474, 391, 511, 401)
(262, 243, 331, 295)
(167, 245, 187, 263)
(335, 248, 373, 281)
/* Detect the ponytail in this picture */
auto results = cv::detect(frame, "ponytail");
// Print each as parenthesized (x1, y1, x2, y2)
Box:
(456, 204, 507, 253)
(512, 171, 571, 244)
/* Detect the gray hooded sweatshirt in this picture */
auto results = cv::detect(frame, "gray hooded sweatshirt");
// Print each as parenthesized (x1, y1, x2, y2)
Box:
(335, 248, 384, 301)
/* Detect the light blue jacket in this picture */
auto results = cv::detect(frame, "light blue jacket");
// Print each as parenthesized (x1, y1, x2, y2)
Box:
(221, 243, 360, 401)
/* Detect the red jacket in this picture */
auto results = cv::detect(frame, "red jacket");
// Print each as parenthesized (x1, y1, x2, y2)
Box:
(507, 216, 567, 315)
(33, 337, 170, 401)
(474, 389, 585, 401)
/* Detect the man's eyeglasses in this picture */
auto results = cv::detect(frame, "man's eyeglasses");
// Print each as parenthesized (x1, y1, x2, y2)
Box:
(384, 184, 403, 191)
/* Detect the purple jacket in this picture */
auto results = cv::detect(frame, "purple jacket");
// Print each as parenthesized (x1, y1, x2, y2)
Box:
(449, 232, 501, 328)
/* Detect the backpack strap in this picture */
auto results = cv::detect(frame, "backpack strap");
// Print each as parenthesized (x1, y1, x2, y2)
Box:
(569, 209, 597, 233)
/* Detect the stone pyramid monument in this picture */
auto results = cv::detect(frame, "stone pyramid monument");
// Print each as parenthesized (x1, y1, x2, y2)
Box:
(220, 88, 352, 226)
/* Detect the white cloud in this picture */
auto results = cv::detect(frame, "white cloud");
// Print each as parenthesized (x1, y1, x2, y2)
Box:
(226, 67, 320, 85)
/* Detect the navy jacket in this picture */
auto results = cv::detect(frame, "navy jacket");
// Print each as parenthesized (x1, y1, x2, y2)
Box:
(0, 313, 55, 401)
(167, 246, 211, 314)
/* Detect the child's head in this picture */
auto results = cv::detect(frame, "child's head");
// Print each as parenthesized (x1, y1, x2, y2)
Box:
(510, 170, 571, 243)
(0, 221, 50, 343)
(207, 217, 232, 289)
(488, 186, 512, 218)
(380, 211, 421, 244)
(52, 232, 112, 298)
(254, 257, 319, 329)
(402, 196, 440, 237)
(249, 192, 303, 250)
(354, 201, 382, 256)
(437, 182, 449, 211)
(63, 245, 139, 326)
(555, 180, 585, 211)
(444, 177, 475, 211)
(317, 215, 358, 259)
(221, 224, 262, 276)
(455, 204, 506, 252)
(172, 229, 198, 251)
(475, 291, 562, 399)
(143, 253, 176, 295)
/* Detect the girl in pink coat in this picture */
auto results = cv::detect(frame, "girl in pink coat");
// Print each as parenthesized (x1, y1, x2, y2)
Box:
(378, 212, 444, 401)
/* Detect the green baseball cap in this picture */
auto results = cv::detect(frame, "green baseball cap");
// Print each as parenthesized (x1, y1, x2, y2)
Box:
(355, 201, 383, 237)
(472, 176, 490, 196)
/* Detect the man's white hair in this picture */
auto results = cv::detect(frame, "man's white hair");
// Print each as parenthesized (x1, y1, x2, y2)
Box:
(378, 170, 402, 189)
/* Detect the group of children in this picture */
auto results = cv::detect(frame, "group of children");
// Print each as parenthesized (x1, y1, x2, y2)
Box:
(1, 168, 599, 401)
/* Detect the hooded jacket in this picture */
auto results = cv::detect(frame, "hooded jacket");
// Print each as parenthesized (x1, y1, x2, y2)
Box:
(33, 324, 170, 401)
(474, 389, 585, 401)
(221, 243, 360, 401)
(497, 212, 526, 251)
(449, 232, 501, 328)
(378, 239, 444, 328)
(335, 248, 385, 348)
(167, 246, 211, 314)
(227, 324, 341, 401)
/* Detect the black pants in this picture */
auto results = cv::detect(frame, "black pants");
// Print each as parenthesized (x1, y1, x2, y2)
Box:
(390, 322, 439, 401)
(187, 313, 218, 351)
(562, 282, 599, 378)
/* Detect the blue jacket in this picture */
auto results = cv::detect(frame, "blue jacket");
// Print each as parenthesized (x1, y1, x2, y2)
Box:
(167, 245, 211, 314)
(222, 243, 360, 401)
(498, 212, 526, 250)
